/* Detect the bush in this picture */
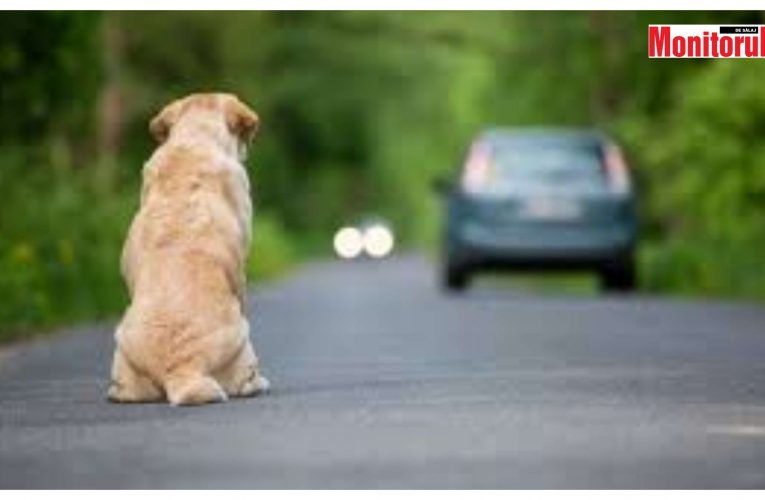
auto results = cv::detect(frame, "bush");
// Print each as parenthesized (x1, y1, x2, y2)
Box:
(0, 154, 133, 341)
(639, 239, 765, 301)
(620, 59, 765, 301)
(247, 212, 298, 283)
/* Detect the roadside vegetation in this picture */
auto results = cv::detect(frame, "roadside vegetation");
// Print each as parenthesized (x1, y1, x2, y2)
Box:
(2, 11, 765, 342)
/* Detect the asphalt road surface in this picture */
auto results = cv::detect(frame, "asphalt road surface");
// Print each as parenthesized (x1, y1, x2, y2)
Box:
(2, 255, 765, 488)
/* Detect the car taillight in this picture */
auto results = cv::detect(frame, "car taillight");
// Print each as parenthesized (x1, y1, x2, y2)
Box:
(603, 144, 631, 195)
(462, 143, 495, 194)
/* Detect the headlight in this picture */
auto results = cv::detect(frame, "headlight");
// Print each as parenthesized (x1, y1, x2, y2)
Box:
(333, 227, 364, 259)
(363, 225, 394, 258)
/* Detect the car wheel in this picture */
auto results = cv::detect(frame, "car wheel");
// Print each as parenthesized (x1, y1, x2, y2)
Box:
(443, 263, 470, 292)
(599, 255, 636, 292)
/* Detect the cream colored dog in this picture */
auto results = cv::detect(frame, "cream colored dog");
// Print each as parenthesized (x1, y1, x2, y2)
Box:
(108, 93, 269, 406)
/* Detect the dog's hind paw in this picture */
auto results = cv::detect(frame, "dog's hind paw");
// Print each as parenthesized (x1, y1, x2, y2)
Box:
(257, 375, 270, 393)
(237, 373, 270, 397)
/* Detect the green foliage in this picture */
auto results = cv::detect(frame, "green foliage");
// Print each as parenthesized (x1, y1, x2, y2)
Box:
(247, 213, 297, 282)
(0, 152, 132, 340)
(0, 12, 102, 151)
(622, 59, 765, 299)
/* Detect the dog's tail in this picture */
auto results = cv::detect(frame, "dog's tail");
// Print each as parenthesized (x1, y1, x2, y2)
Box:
(165, 373, 227, 406)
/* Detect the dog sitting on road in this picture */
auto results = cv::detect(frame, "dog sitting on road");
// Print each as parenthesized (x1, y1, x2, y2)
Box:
(108, 92, 269, 406)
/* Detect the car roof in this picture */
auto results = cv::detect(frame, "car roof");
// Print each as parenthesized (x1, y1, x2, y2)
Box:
(476, 127, 609, 148)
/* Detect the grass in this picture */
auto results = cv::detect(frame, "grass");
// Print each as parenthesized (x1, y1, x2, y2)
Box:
(477, 273, 598, 296)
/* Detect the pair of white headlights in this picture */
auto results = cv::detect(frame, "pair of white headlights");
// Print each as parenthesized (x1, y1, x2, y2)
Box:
(333, 225, 395, 260)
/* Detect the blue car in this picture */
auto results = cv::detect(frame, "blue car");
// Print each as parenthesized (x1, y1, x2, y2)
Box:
(436, 128, 637, 292)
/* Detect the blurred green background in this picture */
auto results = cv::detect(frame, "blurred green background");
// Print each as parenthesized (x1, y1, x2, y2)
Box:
(2, 11, 765, 342)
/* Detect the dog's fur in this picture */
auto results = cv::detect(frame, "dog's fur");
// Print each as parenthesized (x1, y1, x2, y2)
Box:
(108, 93, 269, 406)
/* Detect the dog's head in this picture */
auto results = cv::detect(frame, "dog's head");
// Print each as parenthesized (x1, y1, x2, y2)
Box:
(150, 93, 260, 158)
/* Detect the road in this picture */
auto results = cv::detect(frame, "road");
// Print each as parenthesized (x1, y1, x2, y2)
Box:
(2, 255, 765, 488)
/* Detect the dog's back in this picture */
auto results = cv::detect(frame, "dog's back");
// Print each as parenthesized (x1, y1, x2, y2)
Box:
(109, 93, 266, 406)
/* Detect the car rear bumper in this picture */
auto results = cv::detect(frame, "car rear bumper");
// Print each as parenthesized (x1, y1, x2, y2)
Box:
(448, 221, 635, 270)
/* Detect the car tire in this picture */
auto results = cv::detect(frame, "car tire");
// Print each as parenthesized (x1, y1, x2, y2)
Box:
(599, 255, 636, 292)
(443, 263, 470, 292)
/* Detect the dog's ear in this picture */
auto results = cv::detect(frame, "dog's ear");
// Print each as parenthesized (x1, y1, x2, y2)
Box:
(224, 97, 260, 145)
(149, 98, 186, 143)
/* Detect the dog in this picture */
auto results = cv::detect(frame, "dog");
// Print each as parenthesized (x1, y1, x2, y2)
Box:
(108, 93, 269, 406)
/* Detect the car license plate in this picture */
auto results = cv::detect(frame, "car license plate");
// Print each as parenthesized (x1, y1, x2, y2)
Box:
(520, 197, 582, 221)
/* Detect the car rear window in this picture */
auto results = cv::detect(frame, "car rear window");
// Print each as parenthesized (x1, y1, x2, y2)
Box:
(489, 142, 604, 189)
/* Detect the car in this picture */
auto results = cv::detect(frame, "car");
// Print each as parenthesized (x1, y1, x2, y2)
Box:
(435, 128, 638, 292)
(333, 216, 396, 260)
